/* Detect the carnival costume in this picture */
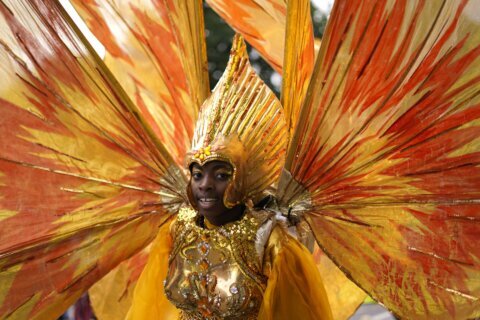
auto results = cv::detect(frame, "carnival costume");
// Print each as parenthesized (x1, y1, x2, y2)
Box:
(0, 1, 479, 319)
(127, 36, 332, 319)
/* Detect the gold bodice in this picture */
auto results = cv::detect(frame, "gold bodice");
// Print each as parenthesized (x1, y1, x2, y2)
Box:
(164, 207, 275, 320)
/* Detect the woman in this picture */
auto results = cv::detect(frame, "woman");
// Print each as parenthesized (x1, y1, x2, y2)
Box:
(126, 37, 332, 318)
(127, 159, 332, 320)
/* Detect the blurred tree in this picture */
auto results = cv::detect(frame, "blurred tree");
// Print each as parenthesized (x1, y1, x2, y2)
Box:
(312, 7, 328, 38)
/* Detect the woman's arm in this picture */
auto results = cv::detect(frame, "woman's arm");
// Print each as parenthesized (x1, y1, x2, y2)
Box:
(126, 218, 179, 320)
(258, 226, 333, 320)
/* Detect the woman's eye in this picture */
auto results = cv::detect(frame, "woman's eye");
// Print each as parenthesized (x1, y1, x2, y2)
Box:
(216, 173, 231, 180)
(192, 172, 202, 180)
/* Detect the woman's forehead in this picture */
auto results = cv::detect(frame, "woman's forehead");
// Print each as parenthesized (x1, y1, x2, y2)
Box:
(191, 160, 233, 171)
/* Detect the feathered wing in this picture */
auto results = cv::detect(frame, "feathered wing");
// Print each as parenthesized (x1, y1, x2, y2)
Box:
(66, 0, 210, 315)
(0, 0, 186, 318)
(280, 0, 315, 141)
(311, 245, 366, 320)
(280, 2, 365, 318)
(70, 0, 209, 165)
(278, 0, 480, 319)
(88, 248, 150, 320)
(206, 0, 288, 73)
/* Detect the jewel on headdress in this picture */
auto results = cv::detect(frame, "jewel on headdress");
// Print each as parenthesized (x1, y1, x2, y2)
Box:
(194, 145, 212, 161)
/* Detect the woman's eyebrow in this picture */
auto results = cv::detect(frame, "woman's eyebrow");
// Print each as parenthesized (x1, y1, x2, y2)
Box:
(212, 164, 232, 171)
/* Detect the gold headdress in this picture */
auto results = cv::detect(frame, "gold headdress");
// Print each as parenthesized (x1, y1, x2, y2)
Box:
(186, 34, 287, 208)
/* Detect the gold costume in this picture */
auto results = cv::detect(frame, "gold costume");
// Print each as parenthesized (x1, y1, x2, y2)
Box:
(128, 208, 332, 320)
(128, 38, 333, 317)
(165, 208, 271, 320)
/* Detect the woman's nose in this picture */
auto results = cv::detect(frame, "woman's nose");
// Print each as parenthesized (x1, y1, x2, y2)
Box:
(199, 175, 214, 190)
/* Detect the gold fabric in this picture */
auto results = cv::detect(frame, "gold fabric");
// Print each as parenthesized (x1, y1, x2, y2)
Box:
(281, 0, 315, 139)
(89, 249, 150, 320)
(126, 219, 179, 320)
(128, 207, 332, 319)
(259, 227, 333, 320)
(312, 244, 367, 320)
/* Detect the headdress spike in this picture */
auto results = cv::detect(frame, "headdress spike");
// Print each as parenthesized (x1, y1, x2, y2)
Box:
(187, 34, 288, 207)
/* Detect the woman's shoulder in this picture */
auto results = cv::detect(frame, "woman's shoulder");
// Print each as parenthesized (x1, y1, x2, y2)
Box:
(170, 207, 197, 238)
(249, 204, 291, 245)
(177, 206, 197, 222)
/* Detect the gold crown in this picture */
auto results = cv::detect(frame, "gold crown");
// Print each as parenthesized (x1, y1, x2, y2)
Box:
(186, 34, 288, 207)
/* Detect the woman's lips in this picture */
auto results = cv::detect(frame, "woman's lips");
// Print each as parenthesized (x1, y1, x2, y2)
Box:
(197, 197, 218, 208)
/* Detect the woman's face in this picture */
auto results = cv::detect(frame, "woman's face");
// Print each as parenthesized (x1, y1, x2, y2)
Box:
(190, 160, 233, 221)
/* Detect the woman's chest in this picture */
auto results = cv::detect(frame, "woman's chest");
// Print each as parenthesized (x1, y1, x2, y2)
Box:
(164, 212, 272, 319)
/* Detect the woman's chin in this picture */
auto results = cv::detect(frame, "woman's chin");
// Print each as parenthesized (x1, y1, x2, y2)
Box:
(197, 203, 225, 221)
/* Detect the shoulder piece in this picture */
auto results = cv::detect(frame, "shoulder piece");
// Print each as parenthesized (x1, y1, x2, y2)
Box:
(249, 209, 276, 266)
(170, 207, 198, 261)
(177, 207, 197, 222)
(172, 207, 197, 236)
